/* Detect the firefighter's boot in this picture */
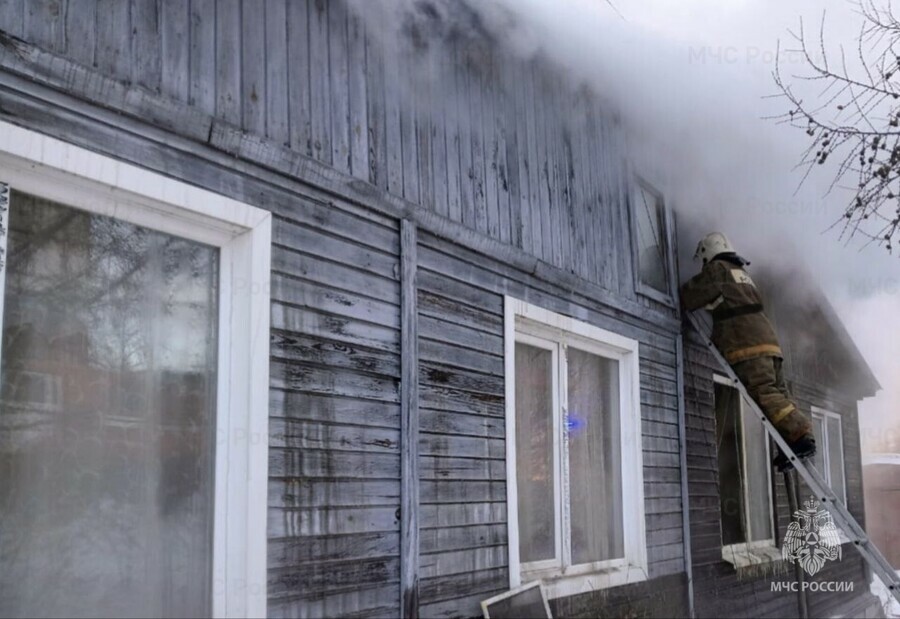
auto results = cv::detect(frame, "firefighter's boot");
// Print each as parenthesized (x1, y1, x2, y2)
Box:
(773, 433, 816, 472)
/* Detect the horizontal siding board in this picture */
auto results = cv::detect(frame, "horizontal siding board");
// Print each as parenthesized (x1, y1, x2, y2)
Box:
(272, 303, 399, 353)
(270, 360, 399, 402)
(419, 524, 507, 554)
(268, 557, 400, 598)
(419, 567, 507, 605)
(270, 391, 401, 429)
(420, 481, 506, 505)
(269, 418, 399, 454)
(269, 532, 399, 567)
(420, 546, 507, 579)
(268, 448, 400, 480)
(420, 456, 505, 482)
(271, 330, 399, 378)
(269, 506, 400, 538)
(269, 479, 399, 509)
(419, 408, 504, 439)
(268, 583, 399, 619)
(271, 275, 400, 330)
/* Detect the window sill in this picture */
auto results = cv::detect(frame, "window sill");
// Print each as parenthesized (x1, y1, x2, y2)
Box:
(527, 565, 649, 600)
(722, 541, 782, 568)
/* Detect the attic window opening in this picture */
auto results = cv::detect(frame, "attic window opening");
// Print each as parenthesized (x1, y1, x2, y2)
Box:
(633, 181, 671, 296)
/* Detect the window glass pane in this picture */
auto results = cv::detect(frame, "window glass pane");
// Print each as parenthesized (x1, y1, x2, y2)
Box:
(634, 185, 669, 293)
(0, 191, 219, 618)
(742, 397, 772, 541)
(567, 347, 623, 564)
(715, 383, 746, 546)
(827, 417, 846, 503)
(811, 415, 827, 479)
(515, 342, 556, 564)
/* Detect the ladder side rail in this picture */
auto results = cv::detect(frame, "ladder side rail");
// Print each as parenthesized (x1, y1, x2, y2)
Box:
(686, 312, 900, 602)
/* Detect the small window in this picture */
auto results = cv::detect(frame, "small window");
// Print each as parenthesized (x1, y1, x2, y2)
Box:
(812, 408, 847, 504)
(632, 181, 671, 296)
(504, 298, 646, 598)
(714, 377, 774, 552)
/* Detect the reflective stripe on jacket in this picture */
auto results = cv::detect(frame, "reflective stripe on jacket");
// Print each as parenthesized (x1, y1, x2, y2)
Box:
(680, 257, 783, 364)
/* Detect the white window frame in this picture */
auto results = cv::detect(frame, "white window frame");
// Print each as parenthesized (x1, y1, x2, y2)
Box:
(0, 121, 272, 618)
(629, 177, 676, 307)
(811, 406, 848, 505)
(504, 297, 647, 599)
(713, 374, 778, 566)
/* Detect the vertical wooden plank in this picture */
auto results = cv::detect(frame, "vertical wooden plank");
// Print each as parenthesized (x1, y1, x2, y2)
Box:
(444, 52, 462, 223)
(131, 0, 161, 93)
(65, 0, 95, 68)
(265, 0, 289, 145)
(574, 103, 595, 282)
(510, 60, 529, 252)
(416, 65, 434, 211)
(329, 0, 351, 173)
(384, 34, 404, 196)
(590, 109, 614, 290)
(614, 123, 634, 296)
(524, 63, 543, 260)
(215, 0, 241, 125)
(365, 25, 387, 188)
(534, 72, 559, 265)
(96, 0, 131, 78)
(189, 0, 216, 115)
(457, 48, 475, 228)
(287, 0, 312, 155)
(469, 64, 487, 235)
(550, 78, 569, 271)
(309, 0, 331, 164)
(160, 0, 189, 101)
(0, 0, 23, 38)
(24, 0, 63, 52)
(430, 49, 449, 218)
(400, 219, 420, 619)
(241, 0, 265, 135)
(400, 52, 419, 203)
(495, 57, 512, 246)
(482, 55, 500, 240)
(348, 8, 369, 180)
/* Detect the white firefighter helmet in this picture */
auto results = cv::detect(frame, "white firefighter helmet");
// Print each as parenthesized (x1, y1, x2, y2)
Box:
(694, 232, 735, 265)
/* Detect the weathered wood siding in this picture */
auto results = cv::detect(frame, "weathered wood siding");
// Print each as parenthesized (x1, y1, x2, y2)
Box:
(0, 1, 690, 617)
(415, 230, 686, 617)
(0, 0, 650, 302)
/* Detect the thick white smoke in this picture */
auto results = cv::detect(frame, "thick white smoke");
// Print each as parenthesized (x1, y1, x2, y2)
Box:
(352, 0, 899, 449)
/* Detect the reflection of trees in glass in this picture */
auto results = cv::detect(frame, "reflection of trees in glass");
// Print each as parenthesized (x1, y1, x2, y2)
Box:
(0, 191, 219, 618)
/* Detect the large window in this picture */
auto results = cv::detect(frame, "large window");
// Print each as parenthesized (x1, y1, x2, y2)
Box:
(0, 123, 271, 618)
(811, 407, 847, 505)
(504, 298, 646, 598)
(713, 376, 775, 562)
(631, 180, 672, 298)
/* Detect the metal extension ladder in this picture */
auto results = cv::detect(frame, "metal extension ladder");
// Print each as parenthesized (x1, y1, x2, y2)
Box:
(686, 311, 900, 605)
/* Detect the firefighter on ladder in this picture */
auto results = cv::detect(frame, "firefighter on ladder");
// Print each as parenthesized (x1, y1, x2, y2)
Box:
(681, 232, 816, 471)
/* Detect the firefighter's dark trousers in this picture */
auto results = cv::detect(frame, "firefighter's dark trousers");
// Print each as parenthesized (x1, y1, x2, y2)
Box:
(730, 355, 812, 443)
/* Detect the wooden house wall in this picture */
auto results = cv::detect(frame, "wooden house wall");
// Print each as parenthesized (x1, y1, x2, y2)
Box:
(683, 333, 876, 619)
(0, 2, 688, 618)
(0, 0, 651, 305)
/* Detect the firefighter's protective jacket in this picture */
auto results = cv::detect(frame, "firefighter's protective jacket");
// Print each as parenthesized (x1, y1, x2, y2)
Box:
(680, 257, 783, 364)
